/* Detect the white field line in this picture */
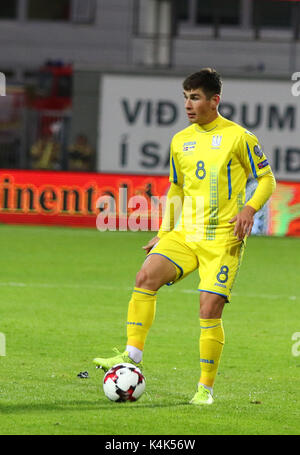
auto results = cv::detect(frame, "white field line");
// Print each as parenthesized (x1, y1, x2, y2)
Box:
(0, 281, 298, 301)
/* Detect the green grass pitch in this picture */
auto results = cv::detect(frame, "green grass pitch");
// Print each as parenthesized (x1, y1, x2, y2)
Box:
(0, 224, 299, 435)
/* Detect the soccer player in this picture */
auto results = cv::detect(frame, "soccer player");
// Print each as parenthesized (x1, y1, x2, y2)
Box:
(93, 68, 276, 405)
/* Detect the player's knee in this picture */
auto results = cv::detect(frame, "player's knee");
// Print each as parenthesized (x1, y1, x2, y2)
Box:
(135, 268, 159, 291)
(199, 292, 226, 319)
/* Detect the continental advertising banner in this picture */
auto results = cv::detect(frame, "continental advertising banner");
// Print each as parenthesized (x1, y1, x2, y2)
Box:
(0, 170, 170, 229)
(0, 170, 299, 237)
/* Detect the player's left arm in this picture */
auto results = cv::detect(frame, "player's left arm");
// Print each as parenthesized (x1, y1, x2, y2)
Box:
(229, 171, 276, 240)
(230, 132, 276, 240)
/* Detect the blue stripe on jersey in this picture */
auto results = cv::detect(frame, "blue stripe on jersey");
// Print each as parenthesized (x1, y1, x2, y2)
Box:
(172, 156, 178, 183)
(246, 142, 258, 179)
(227, 159, 232, 200)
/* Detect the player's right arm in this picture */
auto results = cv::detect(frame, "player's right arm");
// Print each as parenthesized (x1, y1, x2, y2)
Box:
(142, 183, 184, 253)
(142, 139, 184, 254)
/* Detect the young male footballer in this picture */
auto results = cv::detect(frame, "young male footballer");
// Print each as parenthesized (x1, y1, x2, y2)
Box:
(93, 68, 276, 405)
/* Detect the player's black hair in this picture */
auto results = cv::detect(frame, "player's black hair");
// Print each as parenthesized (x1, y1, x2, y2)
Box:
(183, 68, 222, 99)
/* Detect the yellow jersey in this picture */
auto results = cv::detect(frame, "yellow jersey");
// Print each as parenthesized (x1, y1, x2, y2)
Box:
(168, 114, 272, 241)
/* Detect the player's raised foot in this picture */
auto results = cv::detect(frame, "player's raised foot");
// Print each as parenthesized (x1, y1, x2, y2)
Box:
(93, 348, 143, 373)
(189, 384, 214, 405)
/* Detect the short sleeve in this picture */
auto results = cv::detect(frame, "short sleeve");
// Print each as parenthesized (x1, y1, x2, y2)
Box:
(169, 139, 184, 186)
(238, 130, 272, 179)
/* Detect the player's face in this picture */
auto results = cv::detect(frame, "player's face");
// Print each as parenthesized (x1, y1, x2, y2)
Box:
(183, 88, 220, 125)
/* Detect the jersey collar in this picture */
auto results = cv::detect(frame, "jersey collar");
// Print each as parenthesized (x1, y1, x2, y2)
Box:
(195, 115, 220, 133)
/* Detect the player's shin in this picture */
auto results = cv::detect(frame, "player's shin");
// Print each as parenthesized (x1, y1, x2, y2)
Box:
(126, 287, 157, 362)
(199, 318, 225, 392)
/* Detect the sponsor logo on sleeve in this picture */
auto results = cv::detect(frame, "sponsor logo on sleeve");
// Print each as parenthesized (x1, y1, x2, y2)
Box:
(258, 159, 269, 169)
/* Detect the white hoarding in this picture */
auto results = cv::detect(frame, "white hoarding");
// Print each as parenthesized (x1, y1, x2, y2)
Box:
(98, 74, 300, 181)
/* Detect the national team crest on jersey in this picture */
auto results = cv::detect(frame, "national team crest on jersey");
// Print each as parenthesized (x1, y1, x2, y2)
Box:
(211, 135, 222, 149)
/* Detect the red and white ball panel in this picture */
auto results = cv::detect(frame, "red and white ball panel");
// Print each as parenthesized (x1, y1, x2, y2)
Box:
(103, 363, 145, 402)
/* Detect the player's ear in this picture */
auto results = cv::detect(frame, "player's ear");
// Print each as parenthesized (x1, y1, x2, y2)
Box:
(210, 94, 220, 109)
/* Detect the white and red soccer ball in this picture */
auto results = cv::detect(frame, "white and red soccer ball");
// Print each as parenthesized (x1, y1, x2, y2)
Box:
(103, 363, 145, 402)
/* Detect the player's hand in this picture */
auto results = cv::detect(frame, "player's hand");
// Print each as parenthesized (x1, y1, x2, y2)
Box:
(142, 236, 160, 255)
(229, 205, 256, 240)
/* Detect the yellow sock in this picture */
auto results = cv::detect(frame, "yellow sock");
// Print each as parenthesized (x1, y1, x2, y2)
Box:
(126, 287, 157, 351)
(199, 318, 225, 388)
